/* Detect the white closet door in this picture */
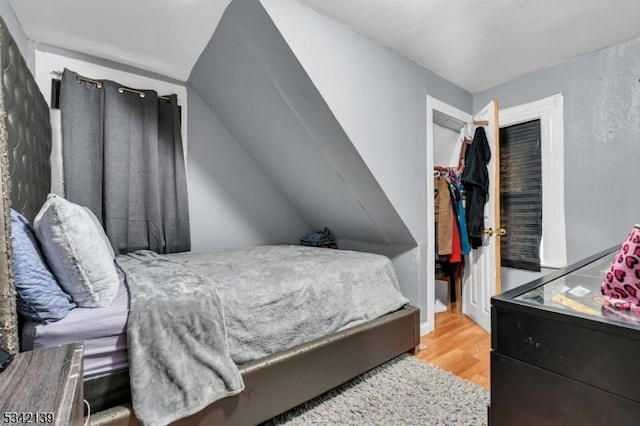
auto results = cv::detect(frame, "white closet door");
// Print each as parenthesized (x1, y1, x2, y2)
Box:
(462, 99, 501, 333)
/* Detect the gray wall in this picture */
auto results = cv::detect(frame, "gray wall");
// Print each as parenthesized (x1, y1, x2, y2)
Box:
(187, 86, 310, 250)
(338, 239, 424, 310)
(259, 0, 472, 320)
(190, 0, 415, 248)
(263, 0, 471, 246)
(0, 0, 183, 83)
(475, 36, 640, 269)
(0, 0, 31, 70)
(500, 267, 554, 293)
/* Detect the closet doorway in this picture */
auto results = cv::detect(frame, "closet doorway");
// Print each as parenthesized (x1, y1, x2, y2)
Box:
(426, 97, 502, 334)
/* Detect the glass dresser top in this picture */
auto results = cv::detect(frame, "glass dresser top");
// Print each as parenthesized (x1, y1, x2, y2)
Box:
(515, 252, 640, 327)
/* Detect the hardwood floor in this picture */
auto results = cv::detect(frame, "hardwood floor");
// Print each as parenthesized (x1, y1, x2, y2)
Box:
(414, 307, 491, 390)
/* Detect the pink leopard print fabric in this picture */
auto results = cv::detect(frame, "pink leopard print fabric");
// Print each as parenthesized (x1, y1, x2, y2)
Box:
(601, 226, 640, 314)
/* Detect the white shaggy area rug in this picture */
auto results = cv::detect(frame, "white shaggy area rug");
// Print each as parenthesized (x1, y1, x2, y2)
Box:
(262, 354, 490, 426)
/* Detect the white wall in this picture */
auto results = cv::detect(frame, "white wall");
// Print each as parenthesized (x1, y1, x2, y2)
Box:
(187, 86, 310, 250)
(433, 124, 462, 167)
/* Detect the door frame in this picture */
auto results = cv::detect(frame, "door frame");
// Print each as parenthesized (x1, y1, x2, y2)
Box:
(425, 95, 472, 335)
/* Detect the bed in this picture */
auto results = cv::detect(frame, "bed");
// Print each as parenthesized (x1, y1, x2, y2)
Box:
(0, 16, 420, 426)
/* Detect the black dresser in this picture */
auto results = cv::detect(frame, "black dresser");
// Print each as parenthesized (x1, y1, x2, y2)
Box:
(490, 247, 640, 426)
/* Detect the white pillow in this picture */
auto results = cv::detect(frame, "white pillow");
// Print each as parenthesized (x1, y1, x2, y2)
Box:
(34, 194, 119, 307)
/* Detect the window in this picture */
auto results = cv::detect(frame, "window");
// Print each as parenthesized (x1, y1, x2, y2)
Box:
(500, 119, 542, 271)
(499, 94, 566, 269)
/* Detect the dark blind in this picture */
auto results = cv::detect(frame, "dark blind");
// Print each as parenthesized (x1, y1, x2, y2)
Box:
(52, 79, 61, 108)
(499, 119, 542, 271)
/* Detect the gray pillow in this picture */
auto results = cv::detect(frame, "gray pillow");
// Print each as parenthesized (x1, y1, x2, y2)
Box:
(83, 207, 115, 259)
(34, 194, 119, 307)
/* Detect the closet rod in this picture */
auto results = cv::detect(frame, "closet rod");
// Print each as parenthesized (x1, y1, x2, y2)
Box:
(473, 120, 489, 126)
(50, 70, 172, 102)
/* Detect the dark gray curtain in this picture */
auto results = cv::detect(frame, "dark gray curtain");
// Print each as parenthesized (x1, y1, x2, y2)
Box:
(60, 69, 190, 254)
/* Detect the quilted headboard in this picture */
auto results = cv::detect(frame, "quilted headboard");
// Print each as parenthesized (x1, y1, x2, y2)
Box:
(0, 16, 52, 353)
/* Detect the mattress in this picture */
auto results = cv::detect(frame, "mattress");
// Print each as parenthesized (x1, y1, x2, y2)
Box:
(20, 246, 407, 379)
(155, 245, 409, 364)
(21, 268, 129, 377)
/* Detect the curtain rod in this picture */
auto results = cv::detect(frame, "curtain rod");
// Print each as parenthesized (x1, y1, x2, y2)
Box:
(50, 70, 172, 102)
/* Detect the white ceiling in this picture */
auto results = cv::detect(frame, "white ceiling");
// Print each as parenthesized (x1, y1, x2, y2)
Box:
(9, 0, 640, 90)
(298, 0, 640, 92)
(8, 0, 232, 81)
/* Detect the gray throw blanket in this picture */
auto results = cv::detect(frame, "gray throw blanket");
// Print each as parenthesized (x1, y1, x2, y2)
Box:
(116, 252, 244, 426)
(117, 245, 409, 425)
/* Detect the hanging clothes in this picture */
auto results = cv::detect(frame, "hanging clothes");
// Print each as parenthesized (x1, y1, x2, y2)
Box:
(451, 180, 471, 256)
(461, 127, 491, 249)
(457, 136, 472, 174)
(449, 202, 462, 263)
(444, 172, 468, 259)
(435, 175, 453, 255)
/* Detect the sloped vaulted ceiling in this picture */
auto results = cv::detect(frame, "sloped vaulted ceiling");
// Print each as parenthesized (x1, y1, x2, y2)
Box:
(189, 0, 415, 246)
(9, 0, 232, 81)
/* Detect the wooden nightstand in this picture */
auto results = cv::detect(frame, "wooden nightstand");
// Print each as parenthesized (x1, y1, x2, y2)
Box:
(0, 343, 84, 426)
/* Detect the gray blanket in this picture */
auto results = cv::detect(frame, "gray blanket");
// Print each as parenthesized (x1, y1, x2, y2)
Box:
(116, 252, 244, 426)
(117, 245, 409, 425)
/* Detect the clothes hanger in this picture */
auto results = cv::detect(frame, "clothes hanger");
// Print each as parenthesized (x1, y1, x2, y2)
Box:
(465, 120, 489, 142)
(464, 123, 473, 140)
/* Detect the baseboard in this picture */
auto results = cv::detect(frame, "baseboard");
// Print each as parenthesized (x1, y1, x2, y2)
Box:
(420, 321, 432, 336)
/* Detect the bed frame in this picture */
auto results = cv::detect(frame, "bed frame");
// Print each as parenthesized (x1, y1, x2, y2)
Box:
(0, 16, 420, 425)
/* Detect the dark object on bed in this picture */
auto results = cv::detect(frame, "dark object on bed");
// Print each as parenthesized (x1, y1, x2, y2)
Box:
(0, 14, 420, 425)
(300, 227, 337, 249)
